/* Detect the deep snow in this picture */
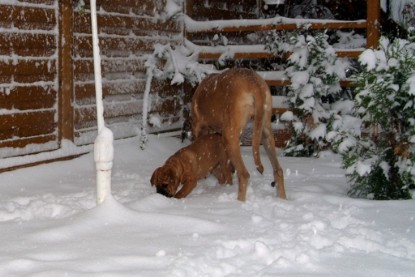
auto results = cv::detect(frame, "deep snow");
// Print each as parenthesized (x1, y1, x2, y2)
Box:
(0, 135, 414, 276)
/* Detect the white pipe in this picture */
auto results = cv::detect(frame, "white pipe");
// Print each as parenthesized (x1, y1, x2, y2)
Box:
(94, 127, 114, 205)
(90, 0, 114, 205)
(90, 0, 104, 132)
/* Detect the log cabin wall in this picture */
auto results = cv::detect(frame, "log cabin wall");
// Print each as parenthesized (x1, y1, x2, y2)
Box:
(71, 0, 183, 146)
(0, 0, 60, 158)
(0, 0, 183, 162)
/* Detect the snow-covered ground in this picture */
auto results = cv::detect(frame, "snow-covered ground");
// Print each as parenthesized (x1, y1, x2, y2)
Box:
(0, 135, 414, 276)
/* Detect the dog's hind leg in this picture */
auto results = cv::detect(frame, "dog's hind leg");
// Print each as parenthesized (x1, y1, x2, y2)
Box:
(223, 131, 250, 201)
(212, 146, 234, 186)
(251, 116, 264, 175)
(262, 125, 287, 199)
(212, 161, 233, 186)
(251, 97, 265, 175)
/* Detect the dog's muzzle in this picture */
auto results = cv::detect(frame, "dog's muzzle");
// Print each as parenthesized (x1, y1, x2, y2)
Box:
(156, 186, 174, 198)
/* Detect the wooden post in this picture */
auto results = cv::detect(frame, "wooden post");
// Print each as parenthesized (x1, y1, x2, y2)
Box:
(367, 0, 381, 49)
(58, 0, 74, 142)
(185, 0, 193, 18)
(184, 0, 193, 41)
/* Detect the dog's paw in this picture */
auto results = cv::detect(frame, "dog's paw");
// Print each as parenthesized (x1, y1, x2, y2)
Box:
(256, 165, 264, 174)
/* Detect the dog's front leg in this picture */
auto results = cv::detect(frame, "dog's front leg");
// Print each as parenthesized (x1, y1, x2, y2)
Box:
(174, 176, 197, 199)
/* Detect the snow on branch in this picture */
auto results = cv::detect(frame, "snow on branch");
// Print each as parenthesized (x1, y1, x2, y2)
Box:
(139, 43, 216, 149)
(149, 43, 216, 86)
(162, 0, 183, 20)
(183, 15, 366, 33)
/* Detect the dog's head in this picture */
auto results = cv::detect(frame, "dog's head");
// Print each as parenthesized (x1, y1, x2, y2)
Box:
(150, 166, 181, 198)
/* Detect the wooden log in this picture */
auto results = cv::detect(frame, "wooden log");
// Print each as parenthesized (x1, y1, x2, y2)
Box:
(99, 0, 158, 16)
(0, 86, 57, 110)
(74, 36, 171, 56)
(0, 33, 56, 56)
(0, 135, 56, 150)
(0, 59, 56, 76)
(198, 49, 363, 60)
(74, 58, 146, 75)
(0, 111, 56, 140)
(73, 13, 181, 34)
(0, 5, 56, 29)
(74, 80, 147, 104)
(74, 101, 144, 130)
(186, 20, 367, 34)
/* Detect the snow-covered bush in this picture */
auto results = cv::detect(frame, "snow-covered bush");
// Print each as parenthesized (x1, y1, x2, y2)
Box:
(288, 0, 334, 19)
(332, 37, 415, 199)
(146, 43, 215, 87)
(140, 43, 215, 149)
(271, 31, 350, 156)
(402, 2, 415, 40)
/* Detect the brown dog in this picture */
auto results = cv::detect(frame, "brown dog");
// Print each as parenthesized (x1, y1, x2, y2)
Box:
(150, 133, 232, 198)
(191, 68, 287, 201)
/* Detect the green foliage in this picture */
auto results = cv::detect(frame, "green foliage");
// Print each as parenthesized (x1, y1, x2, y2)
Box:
(270, 32, 415, 200)
(267, 31, 350, 157)
(342, 138, 413, 200)
(403, 3, 415, 41)
(337, 37, 415, 200)
(354, 38, 415, 130)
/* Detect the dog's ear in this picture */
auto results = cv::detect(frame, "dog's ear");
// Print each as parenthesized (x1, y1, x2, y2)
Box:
(150, 167, 161, 186)
(166, 168, 181, 190)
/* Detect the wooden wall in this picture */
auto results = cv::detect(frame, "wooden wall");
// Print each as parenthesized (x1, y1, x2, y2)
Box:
(0, 0, 59, 158)
(0, 0, 183, 160)
(71, 0, 183, 145)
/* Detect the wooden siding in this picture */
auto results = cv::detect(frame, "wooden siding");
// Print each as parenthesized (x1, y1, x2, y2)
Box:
(72, 1, 183, 145)
(0, 0, 184, 161)
(0, 1, 59, 158)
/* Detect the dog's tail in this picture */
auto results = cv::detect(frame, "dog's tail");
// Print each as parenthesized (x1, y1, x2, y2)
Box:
(251, 81, 271, 175)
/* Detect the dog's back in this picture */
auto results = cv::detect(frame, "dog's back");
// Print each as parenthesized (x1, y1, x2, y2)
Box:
(191, 68, 272, 172)
(176, 133, 228, 179)
(191, 68, 286, 201)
